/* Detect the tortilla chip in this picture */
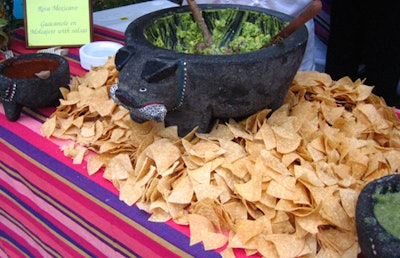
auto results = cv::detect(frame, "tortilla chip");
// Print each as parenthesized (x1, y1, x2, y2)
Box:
(41, 63, 400, 257)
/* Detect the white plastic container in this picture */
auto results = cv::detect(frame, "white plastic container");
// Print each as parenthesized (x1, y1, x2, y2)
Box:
(79, 41, 123, 70)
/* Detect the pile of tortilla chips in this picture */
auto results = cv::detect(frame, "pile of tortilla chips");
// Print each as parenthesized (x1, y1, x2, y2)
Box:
(41, 57, 400, 257)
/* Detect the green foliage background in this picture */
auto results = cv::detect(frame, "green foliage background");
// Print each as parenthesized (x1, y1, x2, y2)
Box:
(92, 0, 148, 12)
(92, 0, 183, 11)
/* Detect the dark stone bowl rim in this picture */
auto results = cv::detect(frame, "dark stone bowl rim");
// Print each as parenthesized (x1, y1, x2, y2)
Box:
(356, 174, 400, 257)
(0, 53, 69, 83)
(124, 4, 308, 62)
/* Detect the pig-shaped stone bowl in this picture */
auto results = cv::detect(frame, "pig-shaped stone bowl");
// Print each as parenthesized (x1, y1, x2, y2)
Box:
(111, 4, 307, 136)
(0, 53, 70, 121)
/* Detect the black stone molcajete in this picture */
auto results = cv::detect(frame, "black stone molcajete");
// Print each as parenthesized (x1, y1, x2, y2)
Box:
(0, 53, 70, 121)
(111, 4, 307, 136)
(356, 174, 400, 258)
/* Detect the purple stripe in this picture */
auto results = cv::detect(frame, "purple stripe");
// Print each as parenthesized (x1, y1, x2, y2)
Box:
(66, 52, 80, 62)
(1, 129, 138, 256)
(1, 165, 130, 257)
(1, 126, 220, 257)
(0, 226, 34, 257)
(0, 200, 61, 257)
(1, 166, 97, 257)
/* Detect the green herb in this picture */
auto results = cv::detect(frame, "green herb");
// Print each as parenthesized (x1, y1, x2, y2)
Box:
(373, 191, 400, 239)
(145, 8, 286, 55)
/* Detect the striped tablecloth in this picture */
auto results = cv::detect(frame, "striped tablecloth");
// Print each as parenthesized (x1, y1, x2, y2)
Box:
(0, 26, 224, 258)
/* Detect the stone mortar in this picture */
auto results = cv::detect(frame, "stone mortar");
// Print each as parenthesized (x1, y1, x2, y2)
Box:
(0, 53, 70, 121)
(111, 4, 307, 136)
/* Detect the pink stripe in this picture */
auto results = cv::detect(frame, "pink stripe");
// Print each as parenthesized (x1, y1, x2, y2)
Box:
(0, 59, 194, 250)
(0, 231, 33, 258)
(92, 25, 125, 43)
(0, 245, 25, 258)
(9, 104, 398, 244)
(94, 25, 124, 37)
(0, 247, 10, 258)
(0, 226, 40, 258)
(1, 109, 120, 195)
(0, 53, 231, 248)
(0, 213, 56, 258)
(2, 114, 185, 255)
(1, 144, 183, 257)
(1, 147, 120, 233)
(1, 201, 78, 257)
(0, 168, 123, 257)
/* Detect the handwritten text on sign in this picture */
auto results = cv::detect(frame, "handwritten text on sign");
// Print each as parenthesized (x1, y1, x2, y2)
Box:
(25, 0, 92, 47)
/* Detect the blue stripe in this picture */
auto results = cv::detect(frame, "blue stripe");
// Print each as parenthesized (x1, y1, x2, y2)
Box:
(0, 226, 34, 257)
(1, 181, 93, 257)
(67, 52, 80, 61)
(1, 119, 220, 257)
(0, 200, 61, 257)
(0, 134, 138, 257)
(4, 27, 218, 257)
(0, 155, 138, 257)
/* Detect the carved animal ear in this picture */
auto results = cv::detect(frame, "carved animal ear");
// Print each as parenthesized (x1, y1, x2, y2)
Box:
(141, 59, 178, 83)
(115, 46, 135, 71)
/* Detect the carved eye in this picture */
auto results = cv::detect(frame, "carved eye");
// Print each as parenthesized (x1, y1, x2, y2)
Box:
(139, 87, 147, 92)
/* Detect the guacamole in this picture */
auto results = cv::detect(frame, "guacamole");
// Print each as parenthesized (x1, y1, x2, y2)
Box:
(145, 8, 287, 55)
(373, 191, 400, 239)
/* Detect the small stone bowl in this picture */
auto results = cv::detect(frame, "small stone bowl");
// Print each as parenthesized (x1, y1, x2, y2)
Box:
(356, 174, 400, 257)
(0, 53, 70, 121)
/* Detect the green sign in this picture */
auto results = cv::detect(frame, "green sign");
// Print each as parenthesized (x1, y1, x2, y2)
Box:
(24, 0, 92, 47)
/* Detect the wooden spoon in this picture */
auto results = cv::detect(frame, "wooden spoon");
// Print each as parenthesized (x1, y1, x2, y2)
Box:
(187, 0, 213, 46)
(186, 0, 321, 49)
(267, 0, 322, 47)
